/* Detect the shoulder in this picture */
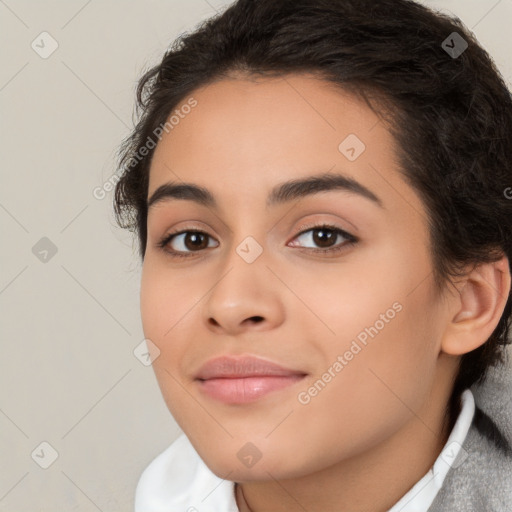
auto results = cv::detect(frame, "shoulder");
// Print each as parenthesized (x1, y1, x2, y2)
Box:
(429, 408, 512, 512)
(134, 434, 238, 512)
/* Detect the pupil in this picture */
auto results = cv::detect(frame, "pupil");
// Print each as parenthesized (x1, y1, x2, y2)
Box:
(313, 229, 335, 248)
(186, 232, 207, 250)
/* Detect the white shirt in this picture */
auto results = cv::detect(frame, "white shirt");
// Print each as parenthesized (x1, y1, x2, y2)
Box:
(135, 389, 475, 512)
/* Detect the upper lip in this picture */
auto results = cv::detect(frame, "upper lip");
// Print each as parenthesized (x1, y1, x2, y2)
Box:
(195, 355, 307, 380)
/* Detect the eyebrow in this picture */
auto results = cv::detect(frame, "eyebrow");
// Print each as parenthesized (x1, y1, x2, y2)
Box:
(147, 172, 383, 210)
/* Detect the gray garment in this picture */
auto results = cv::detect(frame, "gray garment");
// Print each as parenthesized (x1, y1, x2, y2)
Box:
(428, 355, 512, 511)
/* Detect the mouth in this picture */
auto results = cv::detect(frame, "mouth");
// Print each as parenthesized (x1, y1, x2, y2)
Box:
(194, 355, 308, 404)
(197, 375, 306, 404)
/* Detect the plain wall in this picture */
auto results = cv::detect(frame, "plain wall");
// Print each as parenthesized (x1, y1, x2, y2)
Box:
(1, 1, 511, 510)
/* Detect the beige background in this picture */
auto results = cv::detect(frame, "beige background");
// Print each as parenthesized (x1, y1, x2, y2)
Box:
(1, 1, 511, 510)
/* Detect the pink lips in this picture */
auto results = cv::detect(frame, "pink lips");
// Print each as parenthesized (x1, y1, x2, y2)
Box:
(195, 355, 307, 404)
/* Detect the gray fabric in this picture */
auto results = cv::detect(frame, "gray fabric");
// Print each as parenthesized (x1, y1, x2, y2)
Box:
(428, 352, 512, 511)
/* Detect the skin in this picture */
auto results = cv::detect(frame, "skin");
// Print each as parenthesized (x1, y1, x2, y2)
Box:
(140, 73, 510, 512)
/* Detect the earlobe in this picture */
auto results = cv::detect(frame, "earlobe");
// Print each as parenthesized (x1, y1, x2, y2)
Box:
(441, 255, 511, 356)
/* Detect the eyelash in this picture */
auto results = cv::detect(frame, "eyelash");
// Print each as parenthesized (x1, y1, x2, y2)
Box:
(156, 223, 358, 259)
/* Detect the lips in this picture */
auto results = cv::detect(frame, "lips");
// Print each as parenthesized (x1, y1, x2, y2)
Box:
(195, 355, 307, 404)
(195, 355, 306, 379)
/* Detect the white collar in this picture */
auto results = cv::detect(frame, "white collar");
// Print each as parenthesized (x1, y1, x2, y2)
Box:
(135, 389, 475, 512)
(387, 388, 475, 512)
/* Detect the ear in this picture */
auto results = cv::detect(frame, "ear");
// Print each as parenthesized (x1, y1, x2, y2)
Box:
(441, 255, 511, 356)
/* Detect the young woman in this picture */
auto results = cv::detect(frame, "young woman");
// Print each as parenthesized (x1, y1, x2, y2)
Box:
(114, 0, 512, 510)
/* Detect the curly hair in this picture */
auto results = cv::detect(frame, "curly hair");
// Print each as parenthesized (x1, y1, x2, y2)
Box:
(113, 0, 512, 437)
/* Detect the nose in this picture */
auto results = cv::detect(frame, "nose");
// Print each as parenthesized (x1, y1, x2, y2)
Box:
(202, 253, 285, 336)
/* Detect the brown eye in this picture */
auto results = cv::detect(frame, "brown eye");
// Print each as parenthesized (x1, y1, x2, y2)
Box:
(289, 224, 358, 254)
(181, 232, 209, 251)
(158, 230, 218, 256)
(311, 228, 337, 248)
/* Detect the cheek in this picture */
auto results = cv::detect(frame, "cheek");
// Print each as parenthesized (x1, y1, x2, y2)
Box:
(140, 256, 194, 330)
(140, 263, 200, 427)
(304, 240, 439, 401)
(294, 243, 428, 349)
(140, 267, 165, 342)
(140, 262, 192, 361)
(289, 292, 439, 468)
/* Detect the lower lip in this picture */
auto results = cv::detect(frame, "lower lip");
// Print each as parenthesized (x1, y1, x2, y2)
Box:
(197, 375, 306, 404)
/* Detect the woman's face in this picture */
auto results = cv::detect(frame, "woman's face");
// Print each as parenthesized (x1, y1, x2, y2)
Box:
(140, 73, 454, 480)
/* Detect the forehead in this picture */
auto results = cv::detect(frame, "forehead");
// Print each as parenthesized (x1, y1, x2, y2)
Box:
(147, 73, 425, 219)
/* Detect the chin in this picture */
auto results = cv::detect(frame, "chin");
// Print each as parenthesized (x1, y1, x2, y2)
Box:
(194, 439, 316, 482)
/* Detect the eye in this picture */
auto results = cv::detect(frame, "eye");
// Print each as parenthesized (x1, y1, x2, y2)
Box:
(156, 223, 358, 259)
(157, 229, 218, 258)
(288, 224, 357, 254)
